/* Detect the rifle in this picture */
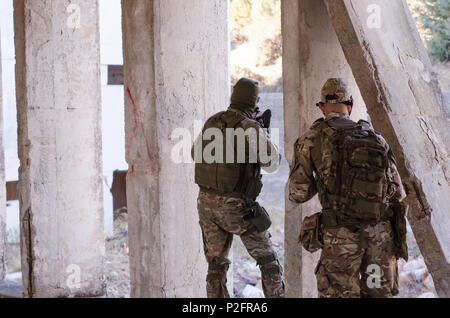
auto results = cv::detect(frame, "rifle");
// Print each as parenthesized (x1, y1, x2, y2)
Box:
(241, 199, 272, 234)
(389, 200, 409, 261)
(253, 107, 272, 129)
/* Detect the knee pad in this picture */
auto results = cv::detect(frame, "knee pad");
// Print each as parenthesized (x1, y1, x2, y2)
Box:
(207, 258, 230, 282)
(261, 262, 282, 276)
(206, 272, 228, 282)
(208, 262, 230, 272)
(257, 254, 282, 275)
(208, 257, 230, 270)
(256, 253, 277, 266)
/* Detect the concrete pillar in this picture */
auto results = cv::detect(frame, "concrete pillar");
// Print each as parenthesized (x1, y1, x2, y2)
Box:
(281, 0, 367, 297)
(122, 0, 229, 297)
(0, 31, 6, 280)
(324, 0, 450, 297)
(14, 0, 104, 298)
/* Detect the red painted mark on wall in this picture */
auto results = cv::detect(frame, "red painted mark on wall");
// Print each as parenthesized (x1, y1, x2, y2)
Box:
(126, 87, 157, 172)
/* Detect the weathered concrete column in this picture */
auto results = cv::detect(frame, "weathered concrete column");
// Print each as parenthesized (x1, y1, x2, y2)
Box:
(281, 0, 367, 298)
(324, 0, 450, 297)
(14, 0, 104, 297)
(122, 0, 229, 297)
(0, 32, 6, 280)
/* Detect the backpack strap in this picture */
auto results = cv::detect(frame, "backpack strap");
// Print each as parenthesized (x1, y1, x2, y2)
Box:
(311, 118, 325, 130)
(357, 119, 372, 132)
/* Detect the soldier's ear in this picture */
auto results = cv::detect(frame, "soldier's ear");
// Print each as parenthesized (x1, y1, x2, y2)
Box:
(318, 104, 326, 115)
(347, 105, 353, 116)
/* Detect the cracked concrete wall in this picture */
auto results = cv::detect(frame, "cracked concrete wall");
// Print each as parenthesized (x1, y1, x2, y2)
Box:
(14, 0, 105, 297)
(324, 0, 450, 297)
(281, 0, 367, 298)
(0, 31, 6, 280)
(122, 0, 229, 297)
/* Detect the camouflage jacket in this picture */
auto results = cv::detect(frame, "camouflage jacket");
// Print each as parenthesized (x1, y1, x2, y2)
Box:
(288, 111, 406, 204)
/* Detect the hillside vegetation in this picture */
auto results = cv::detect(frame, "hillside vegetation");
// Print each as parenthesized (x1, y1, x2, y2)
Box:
(230, 0, 282, 91)
(230, 0, 449, 91)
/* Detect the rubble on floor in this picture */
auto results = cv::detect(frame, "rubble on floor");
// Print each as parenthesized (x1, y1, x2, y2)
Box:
(2, 203, 440, 298)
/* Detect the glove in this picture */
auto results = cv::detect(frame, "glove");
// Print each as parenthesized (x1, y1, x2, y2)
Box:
(255, 109, 272, 129)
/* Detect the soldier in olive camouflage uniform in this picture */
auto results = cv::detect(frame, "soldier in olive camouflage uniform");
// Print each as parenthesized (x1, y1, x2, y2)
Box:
(193, 78, 285, 298)
(288, 78, 406, 298)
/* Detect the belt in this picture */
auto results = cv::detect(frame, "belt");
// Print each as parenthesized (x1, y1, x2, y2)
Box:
(199, 187, 246, 200)
(320, 205, 393, 230)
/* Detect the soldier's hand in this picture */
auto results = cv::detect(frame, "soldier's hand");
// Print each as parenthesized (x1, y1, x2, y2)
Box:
(256, 109, 272, 129)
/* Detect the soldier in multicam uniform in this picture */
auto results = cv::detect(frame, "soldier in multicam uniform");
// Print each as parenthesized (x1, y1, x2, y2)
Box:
(288, 78, 407, 298)
(192, 78, 285, 298)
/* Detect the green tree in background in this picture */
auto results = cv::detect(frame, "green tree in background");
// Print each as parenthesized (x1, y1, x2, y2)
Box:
(230, 0, 253, 29)
(231, 0, 281, 29)
(230, 0, 282, 91)
(418, 0, 449, 62)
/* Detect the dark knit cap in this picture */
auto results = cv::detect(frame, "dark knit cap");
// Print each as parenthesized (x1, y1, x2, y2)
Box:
(230, 78, 259, 115)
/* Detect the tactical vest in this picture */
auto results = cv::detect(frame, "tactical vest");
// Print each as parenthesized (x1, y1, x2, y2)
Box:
(194, 111, 263, 200)
(312, 117, 390, 223)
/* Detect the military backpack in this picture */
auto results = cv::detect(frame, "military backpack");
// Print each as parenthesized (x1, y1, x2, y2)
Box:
(313, 118, 390, 223)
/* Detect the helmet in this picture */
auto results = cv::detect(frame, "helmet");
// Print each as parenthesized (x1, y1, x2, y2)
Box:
(317, 78, 353, 106)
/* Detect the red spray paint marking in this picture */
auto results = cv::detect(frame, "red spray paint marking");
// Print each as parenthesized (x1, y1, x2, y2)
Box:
(128, 89, 139, 135)
(126, 87, 157, 172)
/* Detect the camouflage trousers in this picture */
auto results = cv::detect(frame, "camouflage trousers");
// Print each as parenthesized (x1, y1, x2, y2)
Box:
(316, 220, 398, 298)
(197, 190, 285, 298)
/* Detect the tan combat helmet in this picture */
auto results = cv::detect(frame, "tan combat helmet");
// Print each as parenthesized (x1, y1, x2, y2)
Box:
(319, 78, 353, 105)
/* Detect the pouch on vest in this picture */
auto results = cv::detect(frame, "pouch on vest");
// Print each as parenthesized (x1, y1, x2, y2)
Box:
(243, 201, 272, 233)
(390, 200, 409, 261)
(299, 212, 323, 253)
(242, 167, 263, 201)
